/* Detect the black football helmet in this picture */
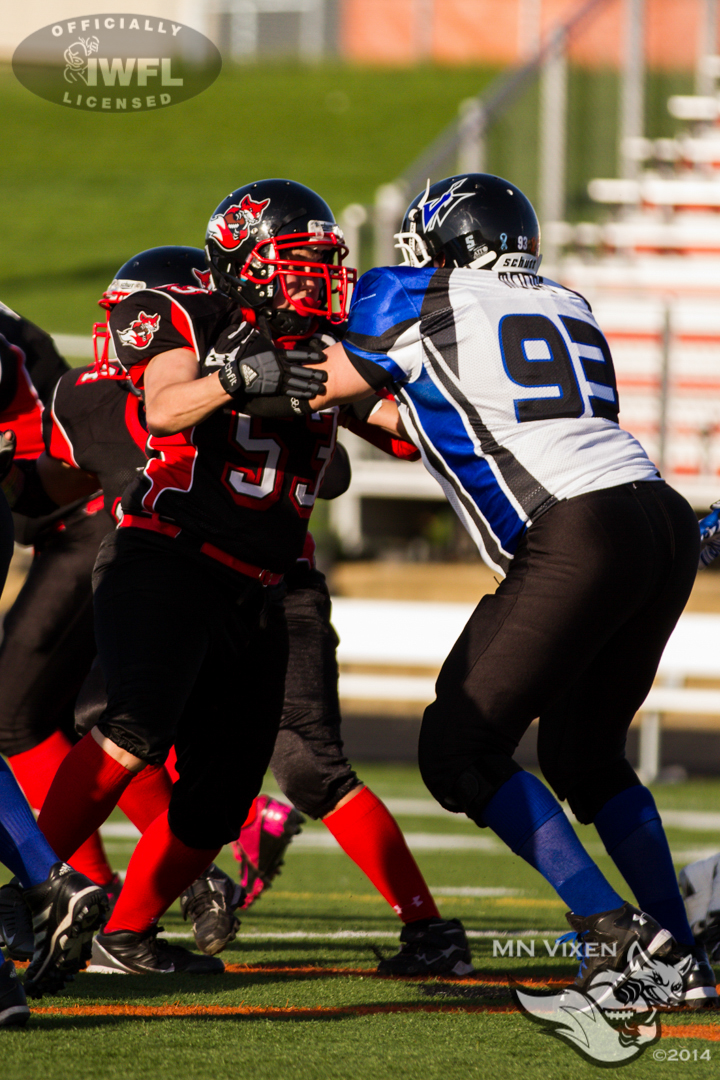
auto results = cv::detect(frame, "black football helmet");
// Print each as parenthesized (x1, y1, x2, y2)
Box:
(205, 179, 356, 335)
(93, 246, 211, 378)
(395, 173, 541, 274)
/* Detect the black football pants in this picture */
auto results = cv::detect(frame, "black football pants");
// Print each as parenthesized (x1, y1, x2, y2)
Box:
(418, 480, 700, 825)
(77, 559, 359, 821)
(269, 564, 359, 818)
(92, 528, 288, 849)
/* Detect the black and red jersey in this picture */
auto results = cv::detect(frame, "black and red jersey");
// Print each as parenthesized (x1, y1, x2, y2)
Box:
(0, 301, 69, 407)
(0, 334, 45, 460)
(108, 287, 338, 573)
(44, 367, 147, 524)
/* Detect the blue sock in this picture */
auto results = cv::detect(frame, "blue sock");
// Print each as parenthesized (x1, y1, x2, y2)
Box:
(482, 771, 624, 916)
(594, 785, 694, 947)
(0, 757, 58, 888)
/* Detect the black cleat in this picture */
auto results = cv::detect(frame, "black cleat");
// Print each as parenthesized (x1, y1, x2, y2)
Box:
(179, 863, 244, 956)
(663, 941, 718, 1009)
(23, 862, 109, 998)
(0, 882, 34, 961)
(0, 959, 30, 1028)
(88, 925, 225, 974)
(565, 902, 674, 993)
(376, 917, 474, 977)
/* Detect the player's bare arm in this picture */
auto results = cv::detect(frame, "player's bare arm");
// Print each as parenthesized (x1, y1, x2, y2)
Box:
(143, 348, 232, 436)
(363, 398, 412, 442)
(308, 340, 375, 410)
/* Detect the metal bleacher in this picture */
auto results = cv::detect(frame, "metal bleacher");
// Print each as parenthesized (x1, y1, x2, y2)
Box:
(333, 601, 720, 785)
(559, 61, 720, 507)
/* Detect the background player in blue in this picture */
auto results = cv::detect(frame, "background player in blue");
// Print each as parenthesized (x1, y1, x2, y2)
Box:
(291, 173, 715, 1004)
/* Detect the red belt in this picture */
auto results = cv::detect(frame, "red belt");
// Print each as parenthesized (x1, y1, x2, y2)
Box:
(119, 514, 284, 586)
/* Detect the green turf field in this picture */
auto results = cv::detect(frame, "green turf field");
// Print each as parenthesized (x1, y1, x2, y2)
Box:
(0, 60, 691, 339)
(1, 763, 718, 1079)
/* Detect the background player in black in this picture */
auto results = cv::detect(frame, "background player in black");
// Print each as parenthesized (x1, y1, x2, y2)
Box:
(0, 334, 109, 1007)
(0, 298, 129, 902)
(0, 312, 121, 924)
(46, 243, 471, 973)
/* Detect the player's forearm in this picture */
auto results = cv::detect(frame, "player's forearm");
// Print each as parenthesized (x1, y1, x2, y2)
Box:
(363, 399, 409, 440)
(145, 372, 231, 435)
(306, 342, 376, 411)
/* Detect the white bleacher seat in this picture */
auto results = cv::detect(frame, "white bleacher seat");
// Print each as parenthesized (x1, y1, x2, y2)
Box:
(667, 96, 720, 122)
(333, 600, 720, 784)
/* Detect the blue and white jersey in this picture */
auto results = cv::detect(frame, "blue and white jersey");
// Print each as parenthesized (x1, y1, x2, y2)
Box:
(343, 265, 659, 575)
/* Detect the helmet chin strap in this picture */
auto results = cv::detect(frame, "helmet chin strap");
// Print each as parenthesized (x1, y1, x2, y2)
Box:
(466, 249, 498, 270)
(266, 306, 315, 338)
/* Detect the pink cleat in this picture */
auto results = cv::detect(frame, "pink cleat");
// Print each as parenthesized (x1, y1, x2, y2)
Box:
(231, 795, 305, 909)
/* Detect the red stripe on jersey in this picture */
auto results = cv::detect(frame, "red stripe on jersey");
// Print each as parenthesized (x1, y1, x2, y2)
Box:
(47, 389, 79, 468)
(297, 531, 316, 568)
(169, 300, 197, 349)
(1, 347, 45, 459)
(124, 393, 148, 453)
(141, 430, 198, 512)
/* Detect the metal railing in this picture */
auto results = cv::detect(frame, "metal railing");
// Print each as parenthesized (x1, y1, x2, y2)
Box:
(365, 0, 616, 268)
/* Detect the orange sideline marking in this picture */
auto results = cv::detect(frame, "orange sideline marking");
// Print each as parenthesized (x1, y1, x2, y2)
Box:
(15, 959, 567, 988)
(662, 1025, 720, 1042)
(221, 965, 567, 986)
(30, 1004, 514, 1018)
(27, 1002, 720, 1037)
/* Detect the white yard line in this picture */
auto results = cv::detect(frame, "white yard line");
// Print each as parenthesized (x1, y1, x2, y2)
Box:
(98, 821, 720, 862)
(428, 887, 523, 897)
(158, 929, 566, 942)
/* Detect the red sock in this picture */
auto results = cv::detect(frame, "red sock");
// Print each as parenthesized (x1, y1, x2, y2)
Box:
(105, 811, 219, 934)
(37, 731, 135, 863)
(323, 786, 440, 923)
(9, 731, 116, 886)
(118, 764, 173, 834)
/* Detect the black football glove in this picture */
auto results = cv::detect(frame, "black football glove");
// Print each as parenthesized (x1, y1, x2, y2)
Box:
(0, 430, 16, 483)
(219, 346, 327, 402)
